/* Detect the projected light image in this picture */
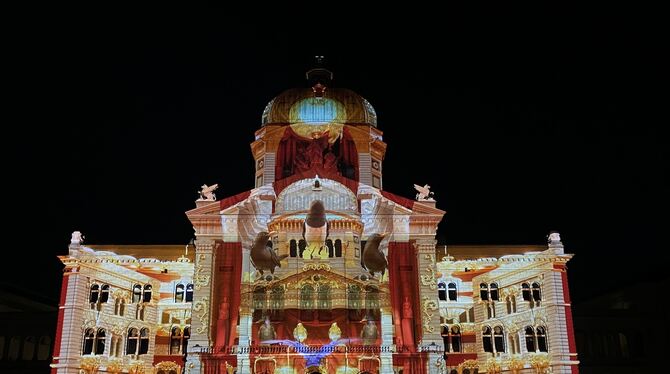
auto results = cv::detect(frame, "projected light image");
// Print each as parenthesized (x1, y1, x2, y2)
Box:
(290, 97, 347, 124)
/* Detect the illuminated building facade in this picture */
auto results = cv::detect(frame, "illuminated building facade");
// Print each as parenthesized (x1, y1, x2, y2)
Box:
(50, 68, 579, 373)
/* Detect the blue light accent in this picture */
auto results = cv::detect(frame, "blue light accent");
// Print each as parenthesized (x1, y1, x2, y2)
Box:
(291, 98, 345, 124)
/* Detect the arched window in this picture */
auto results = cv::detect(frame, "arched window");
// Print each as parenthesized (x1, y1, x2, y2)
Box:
(318, 284, 331, 309)
(450, 325, 461, 352)
(270, 286, 284, 310)
(100, 285, 110, 303)
(300, 285, 314, 309)
(448, 283, 457, 301)
(490, 283, 499, 301)
(479, 283, 489, 300)
(521, 283, 531, 301)
(37, 336, 51, 360)
(83, 328, 95, 355)
(438, 282, 447, 301)
(493, 326, 505, 353)
(325, 239, 334, 258)
(289, 239, 297, 257)
(536, 326, 548, 352)
(110, 335, 118, 357)
(8, 336, 20, 361)
(335, 239, 343, 257)
(486, 302, 496, 319)
(126, 328, 139, 355)
(506, 297, 512, 314)
(170, 327, 182, 355)
(95, 329, 106, 355)
(132, 284, 142, 303)
(175, 284, 185, 303)
(298, 239, 307, 258)
(482, 326, 493, 353)
(348, 285, 361, 310)
(510, 295, 517, 313)
(22, 336, 36, 360)
(253, 287, 266, 310)
(143, 285, 152, 302)
(139, 328, 149, 355)
(532, 282, 542, 303)
(119, 299, 125, 316)
(185, 284, 194, 302)
(183, 327, 190, 354)
(365, 286, 380, 310)
(89, 284, 100, 303)
(508, 332, 519, 354)
(441, 326, 450, 353)
(525, 326, 536, 352)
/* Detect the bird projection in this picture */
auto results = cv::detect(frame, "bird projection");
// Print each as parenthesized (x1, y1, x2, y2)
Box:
(301, 200, 330, 259)
(250, 231, 288, 275)
(362, 233, 388, 277)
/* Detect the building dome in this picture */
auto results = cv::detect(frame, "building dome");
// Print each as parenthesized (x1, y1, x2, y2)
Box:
(261, 86, 377, 127)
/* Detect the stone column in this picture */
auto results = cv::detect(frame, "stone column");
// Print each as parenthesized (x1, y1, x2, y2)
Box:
(380, 307, 394, 374)
(236, 309, 253, 374)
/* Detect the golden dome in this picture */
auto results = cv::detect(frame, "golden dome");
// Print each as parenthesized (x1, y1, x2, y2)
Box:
(261, 86, 377, 127)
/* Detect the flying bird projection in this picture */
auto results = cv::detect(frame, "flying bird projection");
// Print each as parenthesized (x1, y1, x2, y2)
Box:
(302, 200, 330, 259)
(362, 233, 388, 277)
(250, 231, 288, 275)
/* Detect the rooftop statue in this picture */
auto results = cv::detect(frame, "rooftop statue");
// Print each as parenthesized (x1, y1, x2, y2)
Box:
(548, 231, 562, 244)
(198, 184, 218, 201)
(70, 231, 84, 245)
(414, 184, 435, 201)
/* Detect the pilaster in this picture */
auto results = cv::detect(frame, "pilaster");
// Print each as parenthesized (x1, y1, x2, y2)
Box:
(415, 239, 442, 346)
(188, 239, 215, 350)
(380, 307, 394, 374)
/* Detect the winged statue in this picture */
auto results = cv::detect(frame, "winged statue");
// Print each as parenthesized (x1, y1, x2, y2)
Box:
(413, 184, 434, 201)
(198, 184, 218, 201)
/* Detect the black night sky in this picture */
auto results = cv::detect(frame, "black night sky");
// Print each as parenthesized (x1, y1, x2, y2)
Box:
(7, 5, 666, 305)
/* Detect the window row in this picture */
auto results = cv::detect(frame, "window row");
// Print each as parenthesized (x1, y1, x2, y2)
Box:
(82, 328, 151, 356)
(174, 283, 194, 303)
(0, 335, 51, 361)
(438, 282, 457, 301)
(288, 239, 345, 258)
(89, 284, 154, 305)
(481, 325, 548, 354)
(250, 285, 381, 310)
(479, 282, 542, 303)
(169, 327, 191, 355)
(441, 325, 461, 353)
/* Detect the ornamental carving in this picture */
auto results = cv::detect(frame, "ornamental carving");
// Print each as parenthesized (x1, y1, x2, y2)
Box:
(486, 358, 502, 374)
(302, 263, 331, 272)
(528, 352, 551, 374)
(194, 297, 209, 334)
(155, 361, 181, 373)
(459, 359, 479, 370)
(505, 355, 526, 374)
(420, 254, 437, 290)
(79, 356, 100, 374)
(107, 358, 123, 374)
(194, 254, 210, 291)
(128, 360, 146, 374)
(421, 296, 439, 334)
